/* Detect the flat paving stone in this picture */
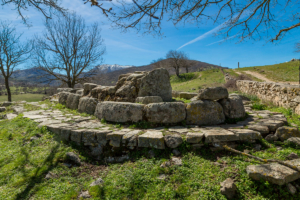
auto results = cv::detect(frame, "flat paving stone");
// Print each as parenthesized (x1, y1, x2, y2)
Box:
(23, 114, 49, 120)
(228, 129, 262, 141)
(6, 113, 17, 120)
(169, 126, 190, 133)
(247, 125, 269, 137)
(186, 132, 204, 143)
(202, 128, 239, 143)
(38, 120, 62, 127)
(75, 121, 104, 129)
(46, 123, 72, 134)
(247, 159, 300, 185)
(256, 119, 285, 132)
(138, 131, 165, 149)
(107, 131, 127, 147)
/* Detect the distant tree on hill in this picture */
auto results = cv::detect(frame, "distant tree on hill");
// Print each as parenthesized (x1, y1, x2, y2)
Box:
(166, 50, 191, 77)
(0, 21, 32, 102)
(150, 58, 167, 69)
(32, 12, 106, 88)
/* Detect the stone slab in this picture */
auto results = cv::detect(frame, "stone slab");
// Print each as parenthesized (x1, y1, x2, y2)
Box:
(186, 132, 204, 144)
(122, 130, 143, 147)
(106, 131, 127, 147)
(228, 129, 262, 141)
(202, 128, 238, 143)
(138, 131, 165, 149)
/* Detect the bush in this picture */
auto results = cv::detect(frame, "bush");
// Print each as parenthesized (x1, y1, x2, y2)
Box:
(252, 102, 266, 110)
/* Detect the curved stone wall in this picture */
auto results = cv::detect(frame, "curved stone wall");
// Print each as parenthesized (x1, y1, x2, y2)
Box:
(236, 80, 300, 114)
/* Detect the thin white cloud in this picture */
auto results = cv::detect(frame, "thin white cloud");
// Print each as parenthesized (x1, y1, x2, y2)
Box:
(105, 38, 158, 53)
(177, 11, 251, 50)
(206, 34, 240, 46)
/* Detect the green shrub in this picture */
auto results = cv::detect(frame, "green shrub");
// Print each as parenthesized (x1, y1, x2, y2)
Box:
(170, 73, 196, 83)
(251, 102, 266, 110)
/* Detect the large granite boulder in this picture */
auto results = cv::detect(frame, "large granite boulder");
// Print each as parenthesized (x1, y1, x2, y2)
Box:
(66, 93, 81, 110)
(58, 92, 70, 105)
(78, 97, 98, 115)
(138, 68, 172, 102)
(197, 87, 228, 100)
(275, 126, 300, 141)
(219, 94, 246, 119)
(83, 83, 98, 95)
(186, 100, 225, 125)
(145, 102, 186, 123)
(94, 102, 144, 123)
(135, 96, 163, 104)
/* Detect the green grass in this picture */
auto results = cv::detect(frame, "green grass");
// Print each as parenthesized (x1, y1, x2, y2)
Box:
(0, 94, 44, 102)
(171, 68, 229, 92)
(236, 61, 300, 82)
(170, 72, 198, 83)
(2, 116, 300, 199)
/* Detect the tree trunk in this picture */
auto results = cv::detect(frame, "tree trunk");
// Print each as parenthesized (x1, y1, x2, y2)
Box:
(4, 77, 11, 102)
(186, 67, 188, 73)
(175, 67, 180, 77)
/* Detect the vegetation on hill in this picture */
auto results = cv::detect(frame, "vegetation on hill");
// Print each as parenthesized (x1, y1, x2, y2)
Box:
(236, 61, 300, 82)
(171, 69, 239, 92)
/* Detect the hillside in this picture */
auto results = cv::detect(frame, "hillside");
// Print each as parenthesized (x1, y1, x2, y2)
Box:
(235, 61, 300, 84)
(94, 59, 225, 86)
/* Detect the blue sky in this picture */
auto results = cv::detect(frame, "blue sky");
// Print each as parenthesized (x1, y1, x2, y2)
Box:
(1, 0, 300, 69)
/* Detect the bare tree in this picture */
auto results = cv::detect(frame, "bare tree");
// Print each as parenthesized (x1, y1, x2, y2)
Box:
(166, 50, 187, 77)
(32, 13, 106, 88)
(182, 59, 197, 73)
(0, 21, 32, 102)
(94, 0, 300, 42)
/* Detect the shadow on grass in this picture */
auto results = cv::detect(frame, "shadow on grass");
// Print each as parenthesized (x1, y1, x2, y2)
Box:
(15, 144, 61, 200)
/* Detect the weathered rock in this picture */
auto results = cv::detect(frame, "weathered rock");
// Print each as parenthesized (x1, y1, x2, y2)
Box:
(247, 125, 269, 137)
(148, 150, 155, 158)
(135, 96, 163, 104)
(83, 83, 98, 95)
(287, 153, 299, 160)
(0, 101, 13, 107)
(172, 149, 181, 156)
(257, 119, 285, 132)
(186, 132, 204, 143)
(186, 100, 225, 125)
(94, 102, 144, 123)
(82, 130, 98, 145)
(197, 87, 228, 100)
(70, 129, 85, 144)
(12, 106, 25, 114)
(286, 137, 300, 147)
(58, 92, 70, 105)
(287, 183, 297, 195)
(138, 131, 165, 149)
(66, 93, 81, 110)
(145, 102, 186, 124)
(0, 107, 6, 112)
(6, 113, 17, 120)
(45, 172, 58, 180)
(253, 144, 262, 151)
(90, 178, 104, 187)
(228, 129, 262, 141)
(138, 68, 172, 102)
(78, 191, 91, 199)
(171, 157, 182, 166)
(122, 130, 142, 148)
(219, 94, 246, 119)
(107, 131, 127, 147)
(246, 159, 300, 185)
(203, 128, 238, 143)
(105, 155, 129, 163)
(265, 134, 278, 142)
(89, 144, 104, 157)
(220, 178, 237, 199)
(66, 152, 81, 165)
(164, 134, 183, 148)
(59, 127, 72, 141)
(76, 89, 84, 96)
(57, 88, 72, 93)
(168, 126, 189, 133)
(275, 126, 300, 141)
(178, 92, 197, 100)
(78, 97, 98, 115)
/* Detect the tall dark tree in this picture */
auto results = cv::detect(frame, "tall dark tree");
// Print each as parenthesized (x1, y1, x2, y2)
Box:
(33, 13, 106, 88)
(166, 50, 187, 77)
(0, 21, 32, 102)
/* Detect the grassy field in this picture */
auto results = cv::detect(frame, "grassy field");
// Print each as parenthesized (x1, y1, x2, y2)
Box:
(0, 94, 44, 102)
(235, 61, 300, 82)
(1, 103, 300, 199)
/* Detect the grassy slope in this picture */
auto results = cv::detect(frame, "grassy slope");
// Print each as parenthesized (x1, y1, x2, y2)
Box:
(235, 61, 300, 82)
(1, 104, 300, 199)
(0, 94, 44, 102)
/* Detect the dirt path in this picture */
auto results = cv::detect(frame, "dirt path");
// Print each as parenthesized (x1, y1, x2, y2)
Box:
(234, 70, 299, 85)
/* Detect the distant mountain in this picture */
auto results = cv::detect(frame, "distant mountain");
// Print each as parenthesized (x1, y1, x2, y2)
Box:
(95, 64, 134, 73)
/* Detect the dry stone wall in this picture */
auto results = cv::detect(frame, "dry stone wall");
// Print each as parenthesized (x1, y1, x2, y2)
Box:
(237, 80, 300, 114)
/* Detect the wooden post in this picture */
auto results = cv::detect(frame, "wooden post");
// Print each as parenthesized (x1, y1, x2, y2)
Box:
(238, 62, 240, 68)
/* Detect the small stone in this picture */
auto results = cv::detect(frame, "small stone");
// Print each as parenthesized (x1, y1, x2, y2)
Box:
(66, 152, 81, 165)
(286, 137, 300, 147)
(287, 153, 299, 160)
(265, 134, 278, 142)
(160, 161, 171, 168)
(220, 178, 237, 199)
(172, 149, 181, 156)
(0, 107, 6, 112)
(30, 136, 39, 141)
(275, 126, 300, 141)
(90, 178, 104, 186)
(164, 134, 183, 148)
(171, 157, 182, 166)
(45, 172, 57, 179)
(287, 183, 297, 195)
(253, 144, 262, 151)
(157, 174, 167, 180)
(148, 150, 155, 158)
(78, 191, 91, 199)
(63, 163, 72, 168)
